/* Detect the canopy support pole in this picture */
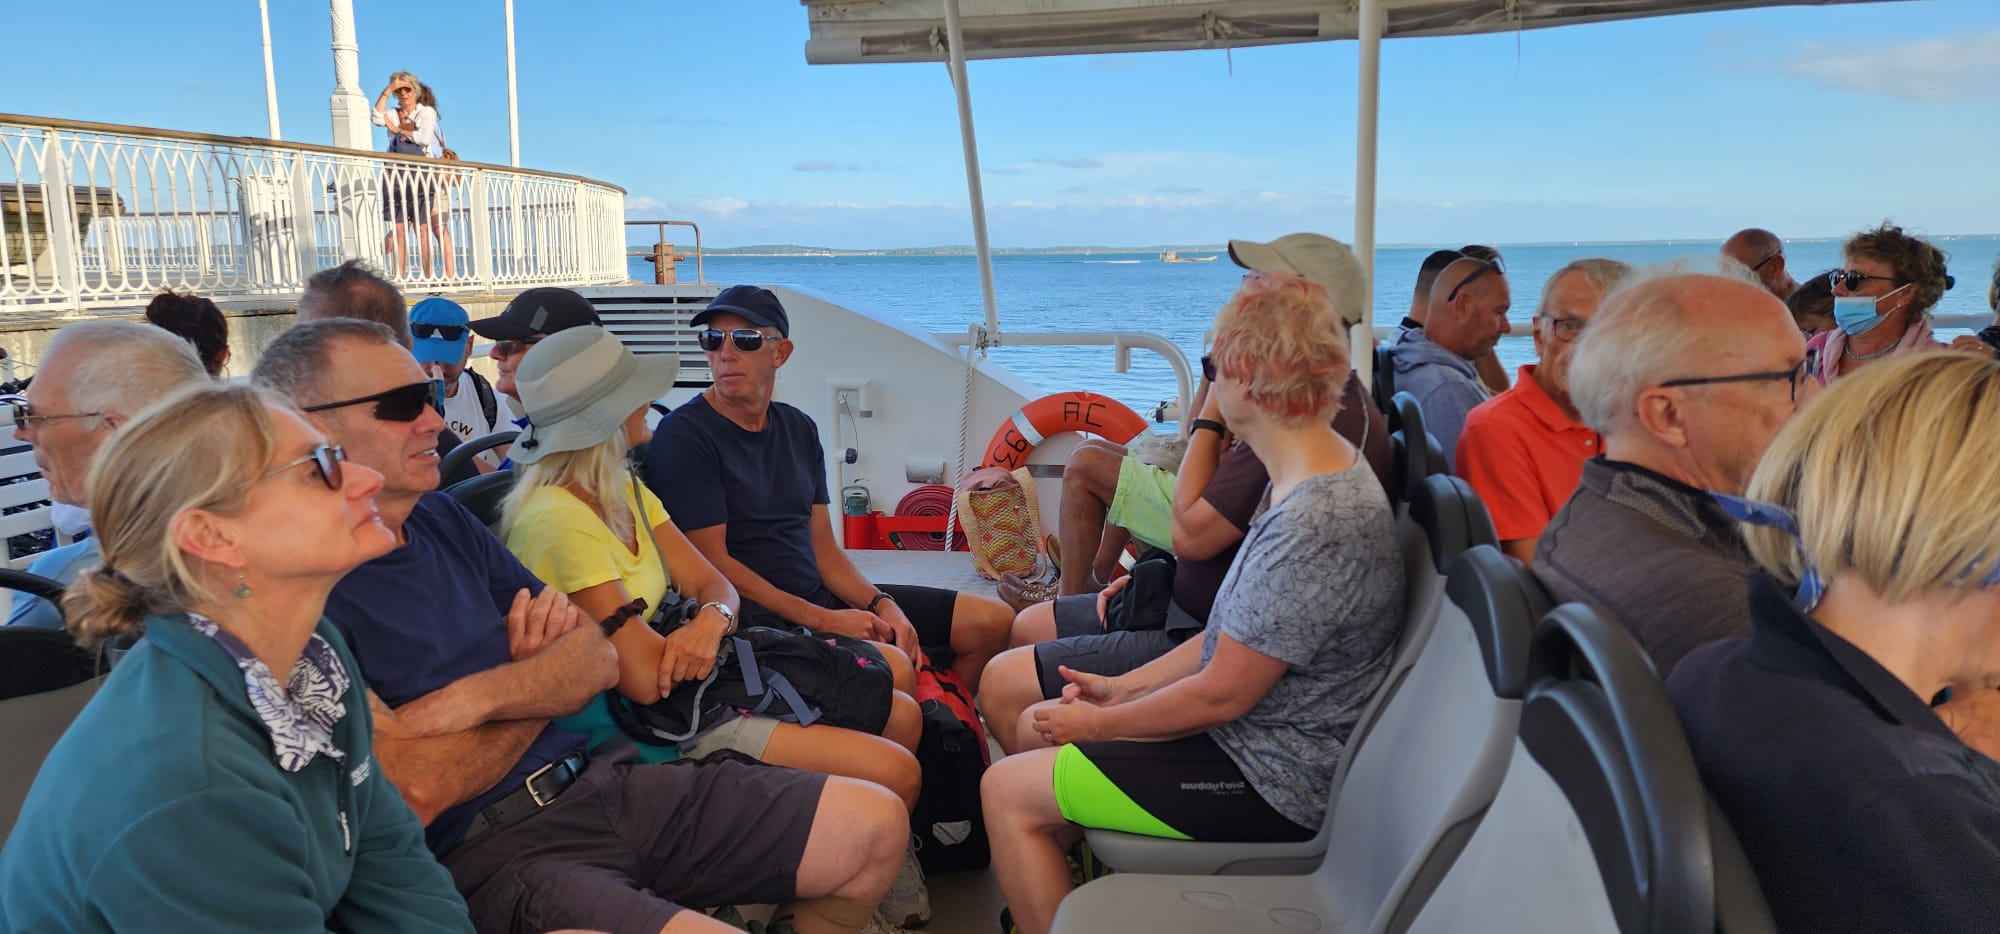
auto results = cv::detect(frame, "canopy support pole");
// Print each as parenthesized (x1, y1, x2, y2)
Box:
(505, 0, 521, 167)
(1352, 0, 1384, 384)
(943, 0, 1000, 342)
(259, 0, 282, 139)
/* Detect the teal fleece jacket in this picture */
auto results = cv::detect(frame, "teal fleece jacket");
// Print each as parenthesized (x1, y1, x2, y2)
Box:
(0, 614, 472, 933)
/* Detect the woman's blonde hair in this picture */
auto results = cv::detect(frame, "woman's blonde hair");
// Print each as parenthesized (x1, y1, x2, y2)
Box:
(64, 384, 284, 649)
(1744, 352, 2000, 605)
(1209, 270, 1351, 426)
(500, 430, 640, 543)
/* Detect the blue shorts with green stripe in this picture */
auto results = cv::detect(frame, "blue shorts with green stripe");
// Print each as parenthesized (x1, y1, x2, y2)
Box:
(1052, 734, 1315, 842)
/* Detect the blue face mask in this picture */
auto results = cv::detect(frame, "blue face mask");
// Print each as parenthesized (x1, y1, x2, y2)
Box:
(1831, 283, 1910, 337)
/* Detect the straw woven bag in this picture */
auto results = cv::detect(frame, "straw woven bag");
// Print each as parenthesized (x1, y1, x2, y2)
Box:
(954, 466, 1047, 582)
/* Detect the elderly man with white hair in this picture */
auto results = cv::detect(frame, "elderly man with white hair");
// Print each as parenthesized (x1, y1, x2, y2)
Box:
(5, 321, 212, 629)
(1532, 269, 1814, 676)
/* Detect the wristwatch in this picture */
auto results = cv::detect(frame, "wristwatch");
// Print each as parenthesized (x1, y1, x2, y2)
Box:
(699, 601, 737, 635)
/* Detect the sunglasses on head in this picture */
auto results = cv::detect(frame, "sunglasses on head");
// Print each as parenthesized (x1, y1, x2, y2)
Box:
(1829, 269, 1902, 291)
(1445, 256, 1505, 303)
(493, 335, 543, 357)
(264, 444, 348, 491)
(302, 380, 444, 422)
(412, 323, 467, 342)
(698, 328, 775, 353)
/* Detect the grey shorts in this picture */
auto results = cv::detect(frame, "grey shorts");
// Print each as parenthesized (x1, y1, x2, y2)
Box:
(684, 713, 781, 760)
(1034, 597, 1200, 699)
(444, 739, 826, 934)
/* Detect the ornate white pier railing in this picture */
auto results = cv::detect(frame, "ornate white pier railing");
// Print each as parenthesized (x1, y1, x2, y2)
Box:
(0, 113, 627, 314)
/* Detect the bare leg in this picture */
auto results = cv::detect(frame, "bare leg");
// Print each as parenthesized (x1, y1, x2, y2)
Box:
(761, 721, 923, 811)
(388, 221, 411, 278)
(785, 777, 908, 934)
(655, 913, 741, 933)
(1092, 525, 1133, 584)
(882, 691, 922, 755)
(1009, 600, 1061, 649)
(433, 210, 458, 278)
(1058, 442, 1127, 596)
(977, 646, 1046, 757)
(417, 222, 435, 278)
(870, 640, 917, 694)
(1014, 700, 1064, 752)
(947, 591, 1012, 693)
(983, 748, 1082, 934)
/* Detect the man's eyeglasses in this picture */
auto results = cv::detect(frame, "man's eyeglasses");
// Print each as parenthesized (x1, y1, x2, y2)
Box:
(1445, 256, 1506, 303)
(1659, 359, 1809, 403)
(1830, 269, 1901, 291)
(1537, 314, 1587, 343)
(302, 380, 444, 422)
(412, 323, 467, 341)
(1200, 354, 1216, 382)
(5, 398, 102, 427)
(492, 336, 543, 357)
(264, 444, 347, 491)
(698, 328, 776, 353)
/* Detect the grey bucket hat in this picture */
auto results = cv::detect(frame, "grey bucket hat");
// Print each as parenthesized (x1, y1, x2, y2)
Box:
(511, 326, 678, 466)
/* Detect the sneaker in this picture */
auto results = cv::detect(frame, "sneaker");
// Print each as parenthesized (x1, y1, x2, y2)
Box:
(880, 840, 932, 928)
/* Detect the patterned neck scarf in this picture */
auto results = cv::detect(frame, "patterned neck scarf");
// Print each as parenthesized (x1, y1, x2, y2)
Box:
(186, 613, 350, 772)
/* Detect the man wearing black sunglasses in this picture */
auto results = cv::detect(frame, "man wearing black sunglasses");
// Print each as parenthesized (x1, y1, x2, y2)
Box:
(6, 322, 209, 631)
(411, 296, 501, 445)
(651, 285, 1015, 692)
(1386, 255, 1513, 469)
(1721, 228, 1799, 301)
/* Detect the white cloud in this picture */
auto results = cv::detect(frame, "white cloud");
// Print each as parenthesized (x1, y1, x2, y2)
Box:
(1782, 28, 2000, 103)
(696, 197, 751, 218)
(625, 195, 665, 213)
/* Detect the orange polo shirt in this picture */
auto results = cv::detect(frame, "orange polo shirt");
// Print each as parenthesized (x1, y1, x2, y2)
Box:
(1455, 365, 1601, 543)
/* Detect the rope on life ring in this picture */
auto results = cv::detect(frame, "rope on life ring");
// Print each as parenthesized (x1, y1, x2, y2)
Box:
(979, 392, 1149, 470)
(893, 485, 967, 551)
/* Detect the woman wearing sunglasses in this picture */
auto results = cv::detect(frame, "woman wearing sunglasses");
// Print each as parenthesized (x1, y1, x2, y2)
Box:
(0, 384, 472, 932)
(1669, 353, 2000, 933)
(498, 328, 925, 790)
(1807, 222, 1956, 384)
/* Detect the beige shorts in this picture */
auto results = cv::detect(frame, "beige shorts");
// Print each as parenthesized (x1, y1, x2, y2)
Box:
(683, 712, 781, 760)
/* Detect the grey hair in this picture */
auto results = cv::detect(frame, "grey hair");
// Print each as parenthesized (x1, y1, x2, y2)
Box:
(1534, 258, 1635, 319)
(251, 318, 401, 408)
(298, 260, 409, 346)
(45, 321, 210, 420)
(1568, 262, 1755, 435)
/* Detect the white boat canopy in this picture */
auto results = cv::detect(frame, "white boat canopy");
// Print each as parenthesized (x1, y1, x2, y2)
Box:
(801, 0, 1907, 64)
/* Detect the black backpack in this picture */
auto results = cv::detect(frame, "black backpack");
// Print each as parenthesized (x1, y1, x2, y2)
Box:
(911, 666, 991, 872)
(467, 369, 500, 431)
(607, 624, 895, 747)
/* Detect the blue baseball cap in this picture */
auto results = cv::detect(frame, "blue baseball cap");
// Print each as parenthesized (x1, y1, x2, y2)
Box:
(410, 296, 471, 366)
(691, 285, 790, 338)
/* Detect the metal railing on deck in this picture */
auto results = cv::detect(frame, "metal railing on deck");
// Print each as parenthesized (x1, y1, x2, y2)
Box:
(0, 113, 627, 312)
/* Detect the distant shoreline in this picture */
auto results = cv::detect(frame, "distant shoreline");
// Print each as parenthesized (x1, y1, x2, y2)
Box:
(625, 234, 1999, 258)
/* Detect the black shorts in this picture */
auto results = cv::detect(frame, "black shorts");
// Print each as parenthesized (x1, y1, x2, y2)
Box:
(443, 740, 826, 934)
(1054, 733, 1314, 843)
(1035, 597, 1198, 697)
(381, 170, 435, 222)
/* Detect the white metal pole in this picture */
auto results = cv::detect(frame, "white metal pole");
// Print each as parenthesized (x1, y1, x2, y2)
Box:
(505, 0, 521, 167)
(1352, 0, 1384, 385)
(327, 0, 370, 149)
(259, 0, 282, 139)
(943, 0, 1001, 339)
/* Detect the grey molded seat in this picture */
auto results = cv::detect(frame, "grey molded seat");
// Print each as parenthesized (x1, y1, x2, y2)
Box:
(1053, 543, 1543, 934)
(1391, 391, 1445, 509)
(1374, 345, 1398, 432)
(1083, 474, 1501, 877)
(1, 621, 106, 845)
(444, 469, 518, 532)
(436, 429, 520, 488)
(1403, 604, 1716, 934)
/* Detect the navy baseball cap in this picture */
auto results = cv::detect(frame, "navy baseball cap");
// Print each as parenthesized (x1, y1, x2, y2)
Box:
(692, 285, 790, 338)
(469, 287, 601, 341)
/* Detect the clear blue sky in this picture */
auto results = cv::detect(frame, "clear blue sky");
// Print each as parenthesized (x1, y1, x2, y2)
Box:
(7, 1, 1997, 248)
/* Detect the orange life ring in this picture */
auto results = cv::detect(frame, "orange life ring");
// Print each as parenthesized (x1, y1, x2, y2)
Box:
(980, 392, 1149, 470)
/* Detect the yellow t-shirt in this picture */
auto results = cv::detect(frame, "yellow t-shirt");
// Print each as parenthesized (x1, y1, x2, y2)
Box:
(506, 481, 673, 611)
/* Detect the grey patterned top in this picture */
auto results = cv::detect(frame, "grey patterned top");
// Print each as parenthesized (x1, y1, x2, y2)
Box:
(1203, 459, 1404, 829)
(187, 613, 350, 772)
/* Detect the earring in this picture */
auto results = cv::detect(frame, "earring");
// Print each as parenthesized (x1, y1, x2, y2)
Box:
(235, 570, 252, 600)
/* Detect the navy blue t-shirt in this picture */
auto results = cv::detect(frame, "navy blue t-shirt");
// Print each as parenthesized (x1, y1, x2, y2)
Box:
(648, 394, 832, 611)
(323, 492, 588, 854)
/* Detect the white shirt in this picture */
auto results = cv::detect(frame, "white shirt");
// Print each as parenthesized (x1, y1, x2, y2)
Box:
(440, 369, 497, 443)
(372, 103, 440, 157)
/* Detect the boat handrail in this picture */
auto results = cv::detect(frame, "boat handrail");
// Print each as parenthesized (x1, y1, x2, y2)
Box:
(936, 328, 1195, 434)
(1, 113, 627, 314)
(625, 219, 705, 284)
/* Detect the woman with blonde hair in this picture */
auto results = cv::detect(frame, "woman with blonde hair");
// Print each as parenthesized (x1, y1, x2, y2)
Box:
(981, 271, 1406, 934)
(500, 326, 931, 927)
(1671, 351, 2000, 933)
(0, 384, 470, 931)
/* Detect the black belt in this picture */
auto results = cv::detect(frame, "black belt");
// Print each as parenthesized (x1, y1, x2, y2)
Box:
(456, 750, 588, 847)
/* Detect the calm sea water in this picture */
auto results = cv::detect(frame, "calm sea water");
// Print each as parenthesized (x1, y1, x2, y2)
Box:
(629, 237, 2000, 414)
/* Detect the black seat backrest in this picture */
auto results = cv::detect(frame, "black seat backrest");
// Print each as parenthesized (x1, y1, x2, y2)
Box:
(1443, 546, 1549, 700)
(0, 626, 98, 701)
(1707, 793, 1778, 934)
(1374, 345, 1399, 432)
(444, 470, 519, 531)
(1391, 391, 1444, 506)
(1409, 474, 1497, 575)
(1523, 604, 1715, 934)
(437, 430, 521, 490)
